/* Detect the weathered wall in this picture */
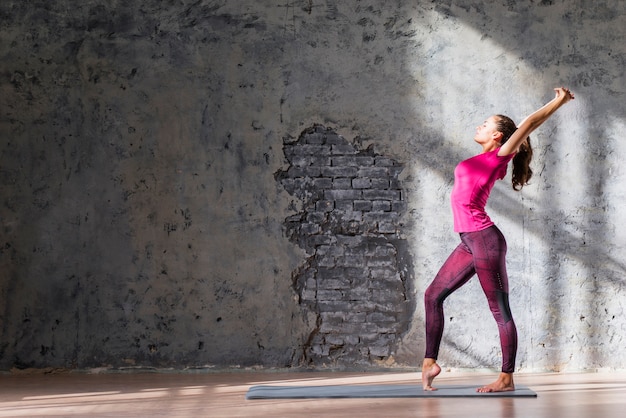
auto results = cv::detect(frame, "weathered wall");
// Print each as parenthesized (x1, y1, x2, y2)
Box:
(277, 125, 413, 367)
(0, 0, 624, 371)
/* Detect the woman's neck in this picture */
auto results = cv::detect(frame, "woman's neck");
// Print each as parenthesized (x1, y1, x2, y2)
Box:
(481, 143, 500, 153)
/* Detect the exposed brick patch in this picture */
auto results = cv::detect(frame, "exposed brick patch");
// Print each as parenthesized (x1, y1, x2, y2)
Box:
(276, 125, 413, 367)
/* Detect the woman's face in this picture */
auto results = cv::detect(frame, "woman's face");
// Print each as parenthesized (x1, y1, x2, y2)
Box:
(474, 116, 502, 146)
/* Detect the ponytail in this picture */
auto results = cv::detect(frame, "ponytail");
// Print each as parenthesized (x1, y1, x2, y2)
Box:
(511, 138, 533, 190)
(495, 115, 533, 191)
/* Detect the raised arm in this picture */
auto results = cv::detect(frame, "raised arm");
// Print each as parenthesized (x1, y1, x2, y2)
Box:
(498, 87, 574, 157)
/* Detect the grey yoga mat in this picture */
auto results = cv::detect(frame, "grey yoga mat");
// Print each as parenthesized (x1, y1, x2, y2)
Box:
(246, 384, 537, 399)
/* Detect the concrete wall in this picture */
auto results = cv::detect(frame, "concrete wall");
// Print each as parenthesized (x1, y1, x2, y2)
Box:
(0, 0, 624, 371)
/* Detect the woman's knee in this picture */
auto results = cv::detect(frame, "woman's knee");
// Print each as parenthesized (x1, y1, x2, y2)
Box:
(487, 290, 514, 323)
(425, 285, 452, 306)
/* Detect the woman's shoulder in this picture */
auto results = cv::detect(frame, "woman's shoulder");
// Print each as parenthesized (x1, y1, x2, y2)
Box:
(493, 147, 516, 161)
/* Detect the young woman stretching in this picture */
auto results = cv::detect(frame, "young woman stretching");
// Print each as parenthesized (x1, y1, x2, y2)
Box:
(422, 87, 575, 393)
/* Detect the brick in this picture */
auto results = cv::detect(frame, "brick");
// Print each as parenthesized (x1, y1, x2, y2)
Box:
(311, 189, 325, 202)
(318, 278, 351, 290)
(374, 157, 396, 166)
(293, 144, 331, 155)
(391, 200, 406, 212)
(374, 245, 396, 257)
(310, 344, 330, 356)
(336, 235, 366, 247)
(358, 167, 388, 178)
(378, 222, 397, 234)
(339, 221, 359, 236)
(364, 212, 396, 222)
(306, 211, 326, 223)
(305, 277, 317, 289)
(324, 189, 362, 200)
(370, 267, 400, 280)
(372, 201, 391, 211)
(335, 200, 354, 211)
(317, 301, 354, 312)
(303, 166, 322, 177)
(370, 289, 406, 304)
(316, 200, 334, 211)
(366, 256, 394, 267)
(343, 267, 369, 279)
(340, 211, 363, 222)
(317, 289, 344, 300)
(318, 322, 342, 333)
(371, 178, 390, 189)
(317, 255, 336, 267)
(367, 312, 397, 322)
(358, 347, 371, 356)
(389, 178, 402, 189)
(321, 166, 359, 177)
(300, 223, 320, 234)
(344, 335, 360, 345)
(325, 335, 345, 345)
(309, 235, 333, 246)
(301, 289, 317, 301)
(333, 178, 352, 189)
(285, 167, 306, 177)
(320, 322, 374, 334)
(344, 245, 366, 255)
(354, 200, 372, 211)
(359, 333, 382, 343)
(352, 177, 371, 189)
(310, 156, 332, 166)
(355, 156, 375, 166)
(368, 301, 405, 314)
(311, 176, 332, 189)
(368, 345, 390, 357)
(370, 323, 402, 334)
(369, 278, 404, 292)
(286, 155, 329, 168)
(363, 190, 400, 200)
(304, 132, 326, 144)
(331, 144, 358, 155)
(290, 156, 311, 167)
(332, 156, 359, 166)
(344, 312, 367, 322)
(316, 245, 344, 257)
(321, 132, 342, 142)
(344, 288, 371, 301)
(320, 312, 345, 323)
(377, 334, 397, 344)
(316, 267, 339, 280)
(337, 254, 366, 267)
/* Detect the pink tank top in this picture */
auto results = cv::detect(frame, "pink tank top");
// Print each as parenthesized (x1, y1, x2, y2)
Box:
(451, 148, 515, 233)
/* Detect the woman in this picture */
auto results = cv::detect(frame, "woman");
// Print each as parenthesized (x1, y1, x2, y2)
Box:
(422, 87, 575, 393)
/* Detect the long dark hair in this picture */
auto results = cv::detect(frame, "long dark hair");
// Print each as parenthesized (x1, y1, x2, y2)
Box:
(495, 114, 533, 191)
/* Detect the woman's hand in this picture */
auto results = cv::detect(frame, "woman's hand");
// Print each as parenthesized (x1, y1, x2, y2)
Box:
(498, 86, 575, 157)
(554, 87, 575, 104)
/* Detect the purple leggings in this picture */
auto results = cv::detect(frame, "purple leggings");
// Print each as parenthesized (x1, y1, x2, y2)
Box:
(424, 225, 517, 373)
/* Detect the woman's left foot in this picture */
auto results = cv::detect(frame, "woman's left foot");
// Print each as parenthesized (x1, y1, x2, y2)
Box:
(476, 373, 515, 393)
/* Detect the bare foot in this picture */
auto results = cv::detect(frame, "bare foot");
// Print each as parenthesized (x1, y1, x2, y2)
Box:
(476, 372, 515, 393)
(422, 359, 441, 391)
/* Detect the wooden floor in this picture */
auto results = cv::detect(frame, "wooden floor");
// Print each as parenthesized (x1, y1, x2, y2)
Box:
(1, 370, 625, 417)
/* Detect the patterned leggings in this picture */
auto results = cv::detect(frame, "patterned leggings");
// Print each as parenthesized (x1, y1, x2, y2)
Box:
(424, 225, 517, 373)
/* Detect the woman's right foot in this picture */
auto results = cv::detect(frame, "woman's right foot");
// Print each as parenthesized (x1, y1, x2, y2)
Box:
(422, 360, 441, 391)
